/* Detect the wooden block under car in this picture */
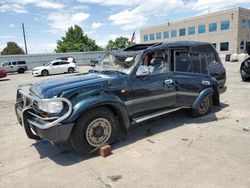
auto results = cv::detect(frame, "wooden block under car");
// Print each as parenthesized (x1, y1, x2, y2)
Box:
(100, 145, 112, 158)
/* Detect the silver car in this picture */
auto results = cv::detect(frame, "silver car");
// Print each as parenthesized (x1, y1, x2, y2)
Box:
(0, 61, 28, 74)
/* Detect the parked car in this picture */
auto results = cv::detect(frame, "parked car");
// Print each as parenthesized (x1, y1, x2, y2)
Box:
(56, 57, 76, 64)
(32, 60, 79, 76)
(15, 41, 226, 155)
(0, 61, 28, 73)
(240, 56, 250, 81)
(0, 69, 7, 79)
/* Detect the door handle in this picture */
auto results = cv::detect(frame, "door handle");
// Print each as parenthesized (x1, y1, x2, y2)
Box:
(164, 79, 173, 85)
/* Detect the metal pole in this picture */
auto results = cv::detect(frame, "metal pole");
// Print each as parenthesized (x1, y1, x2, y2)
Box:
(22, 23, 28, 54)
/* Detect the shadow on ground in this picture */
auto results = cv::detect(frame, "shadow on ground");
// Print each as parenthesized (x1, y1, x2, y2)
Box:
(0, 78, 10, 82)
(32, 103, 229, 166)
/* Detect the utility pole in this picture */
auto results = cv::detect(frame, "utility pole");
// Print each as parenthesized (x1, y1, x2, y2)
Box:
(22, 23, 28, 54)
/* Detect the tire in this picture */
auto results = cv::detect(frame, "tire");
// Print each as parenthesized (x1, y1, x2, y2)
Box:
(70, 107, 120, 155)
(189, 96, 212, 117)
(18, 68, 25, 74)
(41, 70, 49, 76)
(241, 75, 249, 81)
(68, 67, 74, 73)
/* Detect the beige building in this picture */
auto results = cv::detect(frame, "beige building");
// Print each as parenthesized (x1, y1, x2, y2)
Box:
(140, 7, 250, 55)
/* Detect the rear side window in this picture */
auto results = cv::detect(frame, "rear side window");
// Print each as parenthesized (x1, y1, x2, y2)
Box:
(17, 61, 26, 65)
(193, 44, 221, 65)
(59, 61, 69, 65)
(174, 51, 208, 74)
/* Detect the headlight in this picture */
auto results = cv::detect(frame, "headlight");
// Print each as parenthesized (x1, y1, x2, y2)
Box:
(38, 101, 63, 114)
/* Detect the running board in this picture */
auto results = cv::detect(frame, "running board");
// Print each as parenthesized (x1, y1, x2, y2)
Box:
(132, 108, 182, 124)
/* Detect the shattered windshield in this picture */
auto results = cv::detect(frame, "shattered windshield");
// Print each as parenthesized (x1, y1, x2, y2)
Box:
(92, 52, 141, 74)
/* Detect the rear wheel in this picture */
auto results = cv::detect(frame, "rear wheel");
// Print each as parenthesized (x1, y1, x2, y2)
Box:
(18, 68, 25, 74)
(189, 96, 212, 117)
(70, 107, 119, 155)
(41, 70, 49, 76)
(68, 67, 74, 73)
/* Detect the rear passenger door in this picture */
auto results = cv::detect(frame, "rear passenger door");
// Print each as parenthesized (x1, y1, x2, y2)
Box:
(58, 61, 70, 73)
(172, 50, 210, 107)
(12, 61, 18, 72)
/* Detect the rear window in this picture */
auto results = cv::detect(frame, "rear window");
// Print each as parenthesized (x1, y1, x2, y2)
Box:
(17, 61, 26, 65)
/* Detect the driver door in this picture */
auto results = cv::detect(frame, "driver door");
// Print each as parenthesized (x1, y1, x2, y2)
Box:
(126, 49, 176, 116)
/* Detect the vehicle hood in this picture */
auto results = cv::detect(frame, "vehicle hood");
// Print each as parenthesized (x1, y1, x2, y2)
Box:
(30, 73, 113, 98)
(33, 66, 48, 70)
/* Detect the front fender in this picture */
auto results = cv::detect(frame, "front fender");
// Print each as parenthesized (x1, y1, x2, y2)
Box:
(65, 92, 130, 131)
(192, 88, 214, 109)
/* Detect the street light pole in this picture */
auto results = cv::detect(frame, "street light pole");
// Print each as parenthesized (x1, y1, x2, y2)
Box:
(22, 22, 28, 54)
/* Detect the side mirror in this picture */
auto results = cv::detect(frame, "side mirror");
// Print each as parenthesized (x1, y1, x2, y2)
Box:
(136, 65, 149, 76)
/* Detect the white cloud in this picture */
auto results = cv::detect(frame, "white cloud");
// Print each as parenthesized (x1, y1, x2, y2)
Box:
(191, 0, 250, 12)
(0, 3, 28, 13)
(9, 24, 15, 28)
(35, 1, 65, 9)
(27, 43, 56, 53)
(47, 12, 90, 34)
(91, 22, 103, 29)
(108, 0, 184, 30)
(77, 0, 142, 6)
(0, 35, 15, 39)
(109, 10, 147, 30)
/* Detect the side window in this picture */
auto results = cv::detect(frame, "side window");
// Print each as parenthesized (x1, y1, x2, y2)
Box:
(175, 51, 192, 72)
(141, 50, 169, 75)
(12, 62, 17, 65)
(200, 55, 208, 74)
(52, 62, 59, 66)
(2, 62, 10, 66)
(190, 53, 200, 73)
(59, 61, 69, 65)
(18, 61, 26, 65)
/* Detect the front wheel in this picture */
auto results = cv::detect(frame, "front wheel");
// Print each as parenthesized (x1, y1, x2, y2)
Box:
(41, 70, 49, 76)
(189, 96, 212, 117)
(70, 107, 119, 155)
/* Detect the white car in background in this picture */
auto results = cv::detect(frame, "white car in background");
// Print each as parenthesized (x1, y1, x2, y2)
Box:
(32, 60, 79, 76)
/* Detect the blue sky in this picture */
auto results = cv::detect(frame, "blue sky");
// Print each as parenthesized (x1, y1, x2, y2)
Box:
(0, 0, 250, 53)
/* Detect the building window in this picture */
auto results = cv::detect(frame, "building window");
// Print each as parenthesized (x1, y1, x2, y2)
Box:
(150, 33, 155, 41)
(156, 32, 162, 40)
(240, 41, 245, 50)
(209, 23, 217, 32)
(247, 20, 250, 29)
(144, 34, 148, 42)
(220, 42, 229, 51)
(241, 19, 246, 28)
(221, 20, 230, 30)
(179, 28, 186, 36)
(212, 43, 216, 49)
(163, 31, 169, 39)
(198, 24, 206, 33)
(171, 30, 177, 38)
(188, 26, 195, 35)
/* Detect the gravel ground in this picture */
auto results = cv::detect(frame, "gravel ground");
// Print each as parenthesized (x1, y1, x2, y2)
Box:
(0, 63, 249, 188)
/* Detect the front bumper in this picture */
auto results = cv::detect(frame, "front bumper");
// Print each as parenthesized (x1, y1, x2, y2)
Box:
(32, 70, 41, 76)
(15, 84, 74, 142)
